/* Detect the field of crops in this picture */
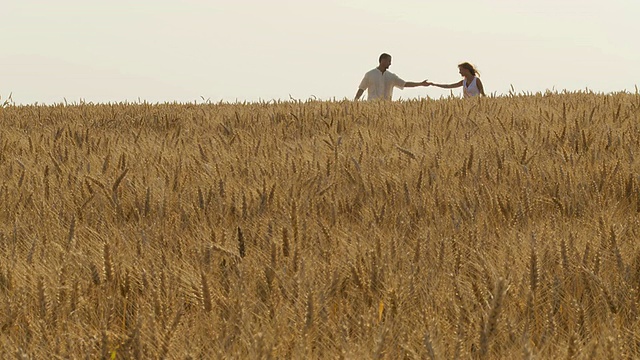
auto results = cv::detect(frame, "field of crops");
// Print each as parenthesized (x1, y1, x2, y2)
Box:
(1, 92, 640, 358)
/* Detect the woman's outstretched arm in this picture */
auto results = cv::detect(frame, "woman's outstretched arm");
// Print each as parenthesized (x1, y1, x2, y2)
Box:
(427, 80, 463, 89)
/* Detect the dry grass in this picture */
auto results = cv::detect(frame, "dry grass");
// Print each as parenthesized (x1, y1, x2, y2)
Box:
(1, 91, 640, 358)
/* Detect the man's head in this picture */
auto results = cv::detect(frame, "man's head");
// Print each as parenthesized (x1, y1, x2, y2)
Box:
(378, 53, 392, 70)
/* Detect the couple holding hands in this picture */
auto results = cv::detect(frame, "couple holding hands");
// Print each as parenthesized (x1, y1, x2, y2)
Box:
(354, 53, 485, 101)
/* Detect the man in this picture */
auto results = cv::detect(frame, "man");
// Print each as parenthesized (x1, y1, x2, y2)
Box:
(354, 53, 429, 101)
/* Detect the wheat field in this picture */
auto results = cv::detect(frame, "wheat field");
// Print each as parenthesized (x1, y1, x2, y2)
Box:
(1, 92, 640, 359)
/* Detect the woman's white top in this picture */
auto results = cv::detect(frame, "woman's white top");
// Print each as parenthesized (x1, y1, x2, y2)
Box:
(463, 77, 481, 98)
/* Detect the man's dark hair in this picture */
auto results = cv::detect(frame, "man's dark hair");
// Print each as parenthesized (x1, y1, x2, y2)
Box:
(379, 53, 391, 63)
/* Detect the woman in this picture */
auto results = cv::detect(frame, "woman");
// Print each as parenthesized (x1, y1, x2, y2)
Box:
(428, 62, 485, 98)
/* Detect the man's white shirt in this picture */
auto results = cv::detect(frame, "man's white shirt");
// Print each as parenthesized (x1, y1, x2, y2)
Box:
(358, 68, 406, 100)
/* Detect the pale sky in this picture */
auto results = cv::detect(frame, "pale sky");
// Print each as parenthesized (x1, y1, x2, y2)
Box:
(1, 0, 638, 104)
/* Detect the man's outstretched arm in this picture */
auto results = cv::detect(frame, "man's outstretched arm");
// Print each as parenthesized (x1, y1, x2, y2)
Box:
(404, 80, 430, 88)
(354, 88, 365, 101)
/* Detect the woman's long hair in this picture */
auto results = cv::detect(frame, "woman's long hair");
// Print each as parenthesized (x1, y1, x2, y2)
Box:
(458, 62, 480, 77)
